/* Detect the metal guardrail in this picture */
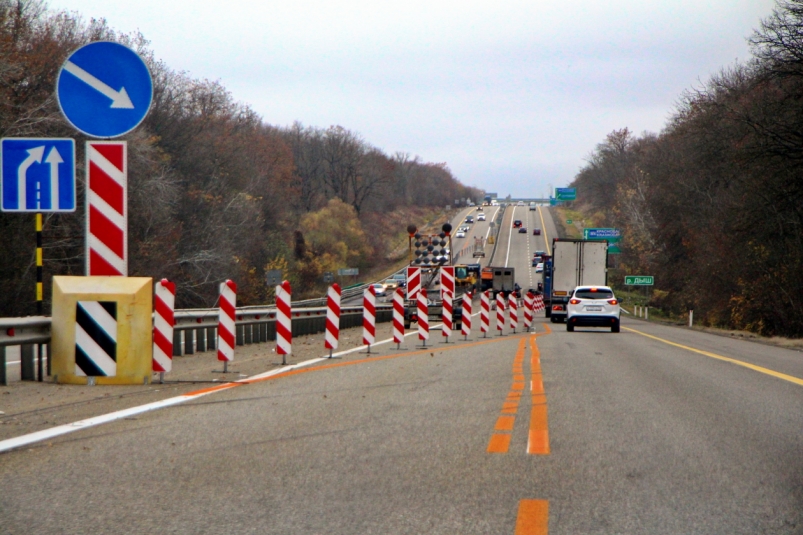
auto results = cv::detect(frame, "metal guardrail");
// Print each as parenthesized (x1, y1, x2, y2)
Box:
(0, 304, 393, 386)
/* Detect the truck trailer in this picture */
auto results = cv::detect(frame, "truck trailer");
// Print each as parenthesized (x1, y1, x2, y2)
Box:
(547, 239, 608, 323)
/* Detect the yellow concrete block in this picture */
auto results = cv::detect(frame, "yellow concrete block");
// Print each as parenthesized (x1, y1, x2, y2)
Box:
(51, 276, 153, 385)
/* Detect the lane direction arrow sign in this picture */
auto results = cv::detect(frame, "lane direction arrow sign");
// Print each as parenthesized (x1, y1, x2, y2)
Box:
(56, 41, 153, 138)
(2, 138, 76, 212)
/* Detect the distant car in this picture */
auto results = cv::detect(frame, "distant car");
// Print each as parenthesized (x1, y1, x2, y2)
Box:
(383, 278, 399, 289)
(513, 220, 523, 228)
(532, 228, 541, 235)
(465, 216, 474, 223)
(459, 225, 470, 232)
(535, 250, 546, 258)
(371, 283, 387, 297)
(566, 285, 621, 333)
(477, 214, 486, 221)
(476, 206, 483, 211)
(455, 230, 466, 238)
(535, 262, 544, 273)
(517, 201, 524, 206)
(532, 256, 542, 266)
(518, 227, 527, 233)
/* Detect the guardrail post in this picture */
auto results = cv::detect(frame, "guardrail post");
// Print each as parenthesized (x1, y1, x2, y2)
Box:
(196, 328, 206, 352)
(236, 324, 244, 346)
(21, 344, 35, 381)
(259, 322, 267, 343)
(267, 320, 276, 341)
(173, 330, 182, 356)
(207, 327, 216, 350)
(1, 346, 6, 386)
(184, 329, 195, 355)
(245, 324, 253, 344)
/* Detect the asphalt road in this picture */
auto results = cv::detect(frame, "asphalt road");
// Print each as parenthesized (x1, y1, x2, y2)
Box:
(2, 205, 803, 534)
(3, 314, 803, 534)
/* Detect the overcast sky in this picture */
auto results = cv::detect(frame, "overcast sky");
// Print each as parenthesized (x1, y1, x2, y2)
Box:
(48, 0, 778, 198)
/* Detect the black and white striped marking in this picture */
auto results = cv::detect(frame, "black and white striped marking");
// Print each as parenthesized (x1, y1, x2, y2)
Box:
(75, 301, 117, 377)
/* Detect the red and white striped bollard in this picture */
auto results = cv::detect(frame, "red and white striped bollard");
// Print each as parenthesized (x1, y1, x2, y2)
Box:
(523, 291, 534, 332)
(276, 280, 292, 365)
(481, 290, 490, 338)
(363, 284, 376, 353)
(217, 279, 237, 372)
(508, 293, 518, 333)
(152, 278, 175, 383)
(496, 292, 506, 335)
(461, 291, 472, 340)
(325, 283, 341, 358)
(441, 290, 452, 343)
(418, 288, 429, 346)
(393, 287, 405, 349)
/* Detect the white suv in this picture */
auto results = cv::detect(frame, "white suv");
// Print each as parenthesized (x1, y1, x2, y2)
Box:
(566, 285, 620, 333)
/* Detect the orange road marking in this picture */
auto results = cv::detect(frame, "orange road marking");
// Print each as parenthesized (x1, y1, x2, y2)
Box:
(527, 404, 550, 454)
(532, 393, 547, 405)
(495, 415, 515, 431)
(487, 433, 511, 453)
(502, 401, 519, 414)
(514, 374, 525, 382)
(515, 499, 549, 534)
(531, 379, 544, 394)
(512, 381, 525, 391)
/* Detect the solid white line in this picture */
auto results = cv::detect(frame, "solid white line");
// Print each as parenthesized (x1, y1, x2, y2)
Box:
(0, 390, 220, 454)
(505, 207, 515, 266)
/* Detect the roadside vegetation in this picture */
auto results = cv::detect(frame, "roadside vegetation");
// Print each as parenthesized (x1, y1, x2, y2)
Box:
(0, 1, 482, 315)
(567, 0, 803, 337)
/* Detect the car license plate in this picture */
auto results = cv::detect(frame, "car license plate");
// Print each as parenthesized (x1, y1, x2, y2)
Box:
(585, 306, 602, 311)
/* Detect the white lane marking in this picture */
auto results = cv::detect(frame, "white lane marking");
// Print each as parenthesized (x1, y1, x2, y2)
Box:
(0, 322, 454, 453)
(505, 206, 515, 266)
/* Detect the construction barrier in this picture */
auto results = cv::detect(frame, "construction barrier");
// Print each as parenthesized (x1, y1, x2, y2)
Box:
(51, 276, 152, 385)
(392, 288, 405, 347)
(325, 283, 341, 356)
(442, 290, 452, 342)
(276, 280, 292, 364)
(417, 289, 429, 344)
(523, 291, 534, 331)
(217, 280, 237, 364)
(534, 294, 545, 313)
(496, 292, 505, 334)
(481, 290, 490, 337)
(406, 266, 421, 300)
(152, 279, 176, 375)
(362, 284, 376, 352)
(509, 293, 518, 333)
(461, 291, 472, 340)
(440, 266, 455, 301)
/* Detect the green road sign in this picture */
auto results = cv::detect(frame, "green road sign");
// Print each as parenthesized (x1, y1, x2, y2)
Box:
(608, 244, 621, 254)
(555, 187, 576, 201)
(625, 276, 653, 285)
(566, 219, 572, 224)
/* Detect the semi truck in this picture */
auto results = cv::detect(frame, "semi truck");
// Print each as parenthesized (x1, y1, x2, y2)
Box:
(547, 239, 608, 323)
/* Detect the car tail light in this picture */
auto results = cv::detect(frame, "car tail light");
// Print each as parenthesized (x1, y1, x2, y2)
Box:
(607, 299, 618, 305)
(569, 298, 581, 305)
(552, 305, 564, 311)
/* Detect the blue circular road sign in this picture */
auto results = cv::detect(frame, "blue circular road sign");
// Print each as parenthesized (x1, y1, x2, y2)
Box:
(56, 41, 153, 138)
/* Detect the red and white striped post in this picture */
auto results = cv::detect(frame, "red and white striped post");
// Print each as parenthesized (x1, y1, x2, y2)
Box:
(508, 293, 518, 333)
(440, 266, 455, 301)
(535, 294, 545, 314)
(363, 284, 376, 353)
(276, 280, 292, 365)
(217, 279, 237, 372)
(461, 291, 472, 340)
(496, 292, 506, 335)
(392, 288, 405, 349)
(152, 278, 175, 383)
(523, 291, 534, 332)
(480, 290, 490, 338)
(406, 266, 421, 300)
(86, 141, 127, 276)
(417, 288, 429, 346)
(441, 290, 453, 343)
(325, 283, 341, 358)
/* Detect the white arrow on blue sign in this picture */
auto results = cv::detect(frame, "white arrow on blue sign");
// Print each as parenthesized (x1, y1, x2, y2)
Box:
(1, 138, 76, 212)
(56, 41, 153, 138)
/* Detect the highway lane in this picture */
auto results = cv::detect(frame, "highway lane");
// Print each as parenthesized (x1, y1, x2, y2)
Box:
(2, 316, 803, 533)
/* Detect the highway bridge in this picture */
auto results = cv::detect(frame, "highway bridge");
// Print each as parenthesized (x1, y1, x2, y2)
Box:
(1, 205, 802, 534)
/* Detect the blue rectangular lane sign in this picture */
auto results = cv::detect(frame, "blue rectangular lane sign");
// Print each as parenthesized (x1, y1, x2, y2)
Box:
(1, 138, 76, 212)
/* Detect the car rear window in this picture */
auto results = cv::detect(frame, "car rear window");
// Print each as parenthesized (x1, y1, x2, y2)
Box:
(575, 289, 614, 300)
